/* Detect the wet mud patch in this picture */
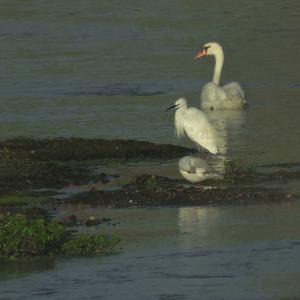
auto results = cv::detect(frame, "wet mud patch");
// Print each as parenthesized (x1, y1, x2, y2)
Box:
(0, 138, 299, 208)
(0, 137, 192, 192)
(66, 175, 297, 208)
(0, 137, 191, 161)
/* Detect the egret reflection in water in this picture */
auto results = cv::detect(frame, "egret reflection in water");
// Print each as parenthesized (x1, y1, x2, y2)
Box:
(178, 155, 222, 183)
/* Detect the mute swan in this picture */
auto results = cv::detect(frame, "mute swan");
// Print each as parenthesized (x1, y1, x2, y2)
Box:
(165, 98, 219, 154)
(194, 42, 247, 110)
(178, 155, 223, 183)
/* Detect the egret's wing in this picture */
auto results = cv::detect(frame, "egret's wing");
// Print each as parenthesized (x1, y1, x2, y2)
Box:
(175, 109, 186, 138)
(183, 108, 218, 154)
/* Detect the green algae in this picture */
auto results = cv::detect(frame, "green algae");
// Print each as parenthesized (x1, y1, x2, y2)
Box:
(60, 234, 121, 257)
(0, 137, 191, 161)
(0, 213, 121, 261)
(0, 193, 45, 206)
(0, 137, 192, 192)
(0, 214, 64, 261)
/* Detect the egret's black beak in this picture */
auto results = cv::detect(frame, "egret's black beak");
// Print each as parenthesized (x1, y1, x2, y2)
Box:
(164, 104, 178, 112)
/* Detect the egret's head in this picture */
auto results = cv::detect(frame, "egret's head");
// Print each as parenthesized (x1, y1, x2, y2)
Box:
(194, 42, 223, 60)
(165, 98, 187, 112)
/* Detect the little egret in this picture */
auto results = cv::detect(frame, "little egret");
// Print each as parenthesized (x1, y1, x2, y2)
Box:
(194, 42, 247, 110)
(178, 155, 223, 183)
(165, 98, 219, 154)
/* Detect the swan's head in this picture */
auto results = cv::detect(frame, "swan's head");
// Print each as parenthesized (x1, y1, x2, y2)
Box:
(194, 42, 223, 60)
(165, 98, 188, 111)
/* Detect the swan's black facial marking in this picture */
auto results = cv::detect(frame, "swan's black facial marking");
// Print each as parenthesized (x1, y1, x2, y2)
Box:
(204, 46, 211, 51)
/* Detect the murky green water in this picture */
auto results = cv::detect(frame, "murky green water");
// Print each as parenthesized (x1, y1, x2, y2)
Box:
(1, 0, 299, 166)
(1, 202, 300, 299)
(0, 1, 300, 298)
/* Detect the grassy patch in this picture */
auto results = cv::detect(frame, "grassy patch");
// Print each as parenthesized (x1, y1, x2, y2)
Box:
(0, 214, 64, 261)
(0, 214, 121, 261)
(0, 194, 45, 206)
(60, 234, 121, 257)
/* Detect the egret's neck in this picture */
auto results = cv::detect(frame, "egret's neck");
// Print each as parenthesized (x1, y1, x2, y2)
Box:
(212, 50, 224, 85)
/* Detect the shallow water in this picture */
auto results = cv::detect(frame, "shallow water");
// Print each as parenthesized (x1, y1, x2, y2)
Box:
(1, 0, 300, 167)
(1, 202, 300, 299)
(1, 1, 300, 298)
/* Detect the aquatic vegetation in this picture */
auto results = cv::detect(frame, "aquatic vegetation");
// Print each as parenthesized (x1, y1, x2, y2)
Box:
(0, 137, 191, 161)
(0, 214, 121, 261)
(0, 193, 45, 206)
(140, 175, 159, 190)
(0, 137, 192, 192)
(0, 214, 64, 261)
(0, 146, 93, 191)
(60, 234, 121, 257)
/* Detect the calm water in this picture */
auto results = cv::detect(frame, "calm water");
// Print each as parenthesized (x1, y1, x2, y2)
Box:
(0, 0, 300, 166)
(0, 1, 300, 298)
(1, 202, 300, 299)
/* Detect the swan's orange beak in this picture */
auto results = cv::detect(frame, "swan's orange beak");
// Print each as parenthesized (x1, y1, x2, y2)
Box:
(194, 49, 207, 60)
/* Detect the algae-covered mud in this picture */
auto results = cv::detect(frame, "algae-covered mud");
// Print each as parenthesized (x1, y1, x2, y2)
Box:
(1, 137, 299, 207)
(0, 137, 191, 192)
(0, 137, 299, 264)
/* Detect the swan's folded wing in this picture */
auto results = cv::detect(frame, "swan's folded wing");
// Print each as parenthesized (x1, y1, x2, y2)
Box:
(201, 82, 227, 109)
(223, 81, 245, 98)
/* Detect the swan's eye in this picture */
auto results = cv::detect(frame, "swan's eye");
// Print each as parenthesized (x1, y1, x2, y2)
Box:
(204, 46, 211, 51)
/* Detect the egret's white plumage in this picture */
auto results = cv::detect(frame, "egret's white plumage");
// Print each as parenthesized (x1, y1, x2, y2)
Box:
(194, 42, 247, 110)
(167, 98, 219, 154)
(178, 156, 222, 183)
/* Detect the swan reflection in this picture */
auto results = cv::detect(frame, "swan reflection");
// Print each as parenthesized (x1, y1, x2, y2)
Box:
(204, 109, 246, 172)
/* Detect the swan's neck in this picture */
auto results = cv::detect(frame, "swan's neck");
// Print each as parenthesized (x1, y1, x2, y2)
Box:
(212, 50, 224, 85)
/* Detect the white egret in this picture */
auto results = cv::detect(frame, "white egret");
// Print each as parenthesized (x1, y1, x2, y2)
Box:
(194, 42, 247, 110)
(178, 155, 223, 183)
(165, 98, 219, 154)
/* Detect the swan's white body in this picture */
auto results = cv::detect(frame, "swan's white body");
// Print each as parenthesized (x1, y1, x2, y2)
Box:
(194, 42, 247, 110)
(178, 156, 222, 183)
(168, 98, 219, 154)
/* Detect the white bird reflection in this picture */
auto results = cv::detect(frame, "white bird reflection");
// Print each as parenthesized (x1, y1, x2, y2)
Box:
(204, 109, 246, 173)
(177, 206, 223, 248)
(178, 155, 222, 183)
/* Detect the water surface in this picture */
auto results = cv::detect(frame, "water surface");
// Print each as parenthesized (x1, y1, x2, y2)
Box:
(1, 202, 300, 299)
(0, 1, 300, 298)
(1, 0, 299, 167)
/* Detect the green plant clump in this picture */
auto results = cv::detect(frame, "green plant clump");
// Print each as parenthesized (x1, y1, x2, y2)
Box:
(0, 194, 45, 206)
(0, 214, 64, 261)
(0, 214, 121, 261)
(61, 234, 121, 256)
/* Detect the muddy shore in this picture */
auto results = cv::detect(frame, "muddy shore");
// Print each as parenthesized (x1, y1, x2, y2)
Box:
(0, 137, 299, 260)
(0, 137, 299, 209)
